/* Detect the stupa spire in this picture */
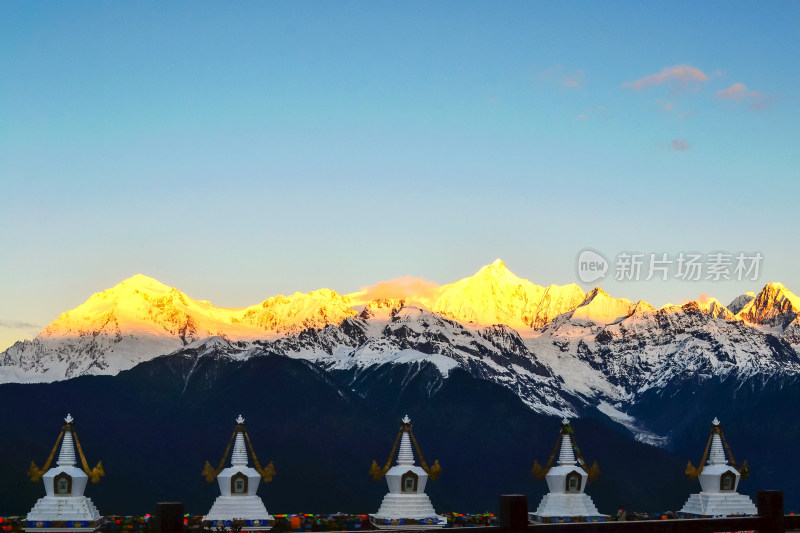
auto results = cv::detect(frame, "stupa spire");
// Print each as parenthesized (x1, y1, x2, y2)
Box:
(231, 415, 249, 467)
(396, 416, 415, 466)
(202, 415, 275, 484)
(557, 419, 576, 466)
(707, 418, 727, 466)
(370, 415, 441, 483)
(57, 414, 77, 467)
(557, 434, 576, 465)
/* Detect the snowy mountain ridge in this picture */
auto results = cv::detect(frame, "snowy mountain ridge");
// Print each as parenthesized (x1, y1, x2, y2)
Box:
(3, 261, 800, 442)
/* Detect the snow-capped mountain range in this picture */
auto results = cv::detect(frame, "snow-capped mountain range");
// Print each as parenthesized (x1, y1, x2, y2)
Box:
(3, 259, 800, 440)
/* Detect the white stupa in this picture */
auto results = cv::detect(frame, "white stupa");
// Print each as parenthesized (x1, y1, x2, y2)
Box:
(369, 416, 446, 529)
(679, 418, 757, 517)
(25, 414, 103, 532)
(531, 419, 606, 523)
(203, 415, 275, 531)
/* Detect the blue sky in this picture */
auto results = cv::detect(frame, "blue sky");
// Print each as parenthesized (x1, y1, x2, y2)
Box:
(2, 2, 799, 349)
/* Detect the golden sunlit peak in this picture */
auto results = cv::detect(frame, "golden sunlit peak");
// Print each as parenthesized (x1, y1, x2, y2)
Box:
(632, 300, 657, 314)
(113, 274, 176, 295)
(474, 259, 515, 278)
(751, 282, 800, 309)
(127, 273, 157, 281)
(585, 286, 611, 300)
(119, 273, 168, 287)
(754, 282, 800, 309)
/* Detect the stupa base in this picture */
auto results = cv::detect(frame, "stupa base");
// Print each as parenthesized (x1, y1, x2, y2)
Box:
(25, 495, 103, 532)
(204, 495, 274, 531)
(678, 492, 757, 518)
(532, 492, 603, 521)
(23, 519, 104, 533)
(371, 493, 445, 528)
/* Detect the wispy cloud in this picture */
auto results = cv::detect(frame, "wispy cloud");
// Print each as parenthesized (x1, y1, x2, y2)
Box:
(716, 82, 748, 100)
(716, 82, 772, 110)
(0, 320, 41, 330)
(671, 138, 690, 151)
(679, 293, 712, 305)
(350, 276, 441, 306)
(658, 100, 675, 112)
(656, 100, 696, 119)
(535, 66, 584, 89)
(575, 105, 608, 121)
(623, 65, 710, 92)
(561, 73, 583, 88)
(660, 138, 690, 151)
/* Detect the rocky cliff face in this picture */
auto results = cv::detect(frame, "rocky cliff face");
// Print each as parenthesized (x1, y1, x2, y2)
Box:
(736, 282, 800, 329)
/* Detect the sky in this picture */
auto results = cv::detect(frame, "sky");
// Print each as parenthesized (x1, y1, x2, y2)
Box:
(1, 2, 799, 350)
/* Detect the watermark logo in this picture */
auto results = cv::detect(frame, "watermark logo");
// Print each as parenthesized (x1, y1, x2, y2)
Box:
(576, 249, 609, 283)
(575, 250, 763, 283)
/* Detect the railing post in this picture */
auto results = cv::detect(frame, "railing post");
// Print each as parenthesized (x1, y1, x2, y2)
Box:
(499, 494, 528, 533)
(757, 490, 784, 533)
(153, 502, 185, 533)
